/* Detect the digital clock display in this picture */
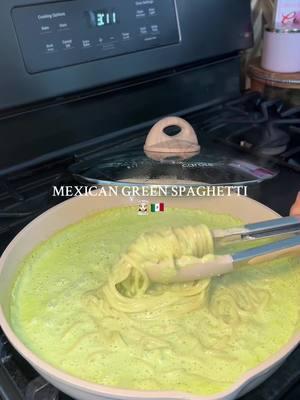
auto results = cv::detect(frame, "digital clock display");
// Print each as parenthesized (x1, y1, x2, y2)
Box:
(88, 10, 118, 27)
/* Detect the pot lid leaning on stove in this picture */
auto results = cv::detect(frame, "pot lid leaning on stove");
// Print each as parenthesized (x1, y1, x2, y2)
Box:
(70, 117, 279, 187)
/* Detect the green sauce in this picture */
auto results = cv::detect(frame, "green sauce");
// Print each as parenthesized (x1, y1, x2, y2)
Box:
(10, 207, 300, 396)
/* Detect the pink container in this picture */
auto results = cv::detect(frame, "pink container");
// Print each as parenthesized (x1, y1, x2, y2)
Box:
(262, 27, 300, 73)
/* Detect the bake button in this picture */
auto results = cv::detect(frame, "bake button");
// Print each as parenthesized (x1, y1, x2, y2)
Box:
(82, 39, 91, 48)
(40, 25, 51, 33)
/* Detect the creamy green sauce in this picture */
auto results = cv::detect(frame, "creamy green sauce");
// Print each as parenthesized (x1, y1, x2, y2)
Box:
(10, 207, 300, 396)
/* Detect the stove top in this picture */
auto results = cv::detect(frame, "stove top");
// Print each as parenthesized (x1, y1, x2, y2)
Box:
(69, 93, 300, 183)
(0, 92, 299, 400)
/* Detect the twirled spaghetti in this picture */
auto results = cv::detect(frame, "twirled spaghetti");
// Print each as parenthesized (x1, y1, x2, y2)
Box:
(101, 224, 214, 314)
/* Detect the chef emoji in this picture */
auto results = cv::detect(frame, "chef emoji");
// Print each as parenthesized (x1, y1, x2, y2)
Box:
(138, 201, 149, 216)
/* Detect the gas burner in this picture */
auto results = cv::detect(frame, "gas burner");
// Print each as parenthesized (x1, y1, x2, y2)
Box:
(237, 123, 290, 156)
(218, 95, 300, 156)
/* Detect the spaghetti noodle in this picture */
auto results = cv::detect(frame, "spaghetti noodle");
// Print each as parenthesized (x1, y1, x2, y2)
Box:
(100, 224, 214, 314)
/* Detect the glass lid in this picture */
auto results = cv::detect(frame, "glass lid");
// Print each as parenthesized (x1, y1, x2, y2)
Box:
(71, 117, 279, 187)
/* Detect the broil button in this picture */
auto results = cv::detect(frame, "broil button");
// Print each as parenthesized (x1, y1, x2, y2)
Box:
(45, 43, 55, 53)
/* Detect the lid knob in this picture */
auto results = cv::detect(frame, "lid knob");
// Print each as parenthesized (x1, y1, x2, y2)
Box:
(144, 117, 200, 158)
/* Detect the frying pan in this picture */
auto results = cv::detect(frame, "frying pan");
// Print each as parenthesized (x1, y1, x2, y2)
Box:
(0, 193, 299, 400)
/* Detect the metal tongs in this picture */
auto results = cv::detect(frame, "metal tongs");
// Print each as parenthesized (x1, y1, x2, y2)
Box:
(146, 216, 300, 283)
(213, 216, 300, 244)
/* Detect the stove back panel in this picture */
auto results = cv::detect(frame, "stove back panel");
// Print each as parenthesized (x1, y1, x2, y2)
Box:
(0, 0, 252, 111)
(0, 57, 241, 175)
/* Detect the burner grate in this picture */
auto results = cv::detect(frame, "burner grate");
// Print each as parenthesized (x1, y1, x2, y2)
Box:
(0, 160, 77, 254)
(25, 377, 59, 400)
(200, 93, 300, 159)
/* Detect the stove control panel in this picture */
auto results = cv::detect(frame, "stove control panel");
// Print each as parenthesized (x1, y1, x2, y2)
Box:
(12, 0, 180, 73)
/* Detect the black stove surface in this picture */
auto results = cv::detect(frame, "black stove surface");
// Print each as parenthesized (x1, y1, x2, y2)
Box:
(0, 92, 299, 400)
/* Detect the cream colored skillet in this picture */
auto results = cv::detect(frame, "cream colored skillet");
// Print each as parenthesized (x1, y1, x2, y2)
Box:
(0, 193, 300, 400)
